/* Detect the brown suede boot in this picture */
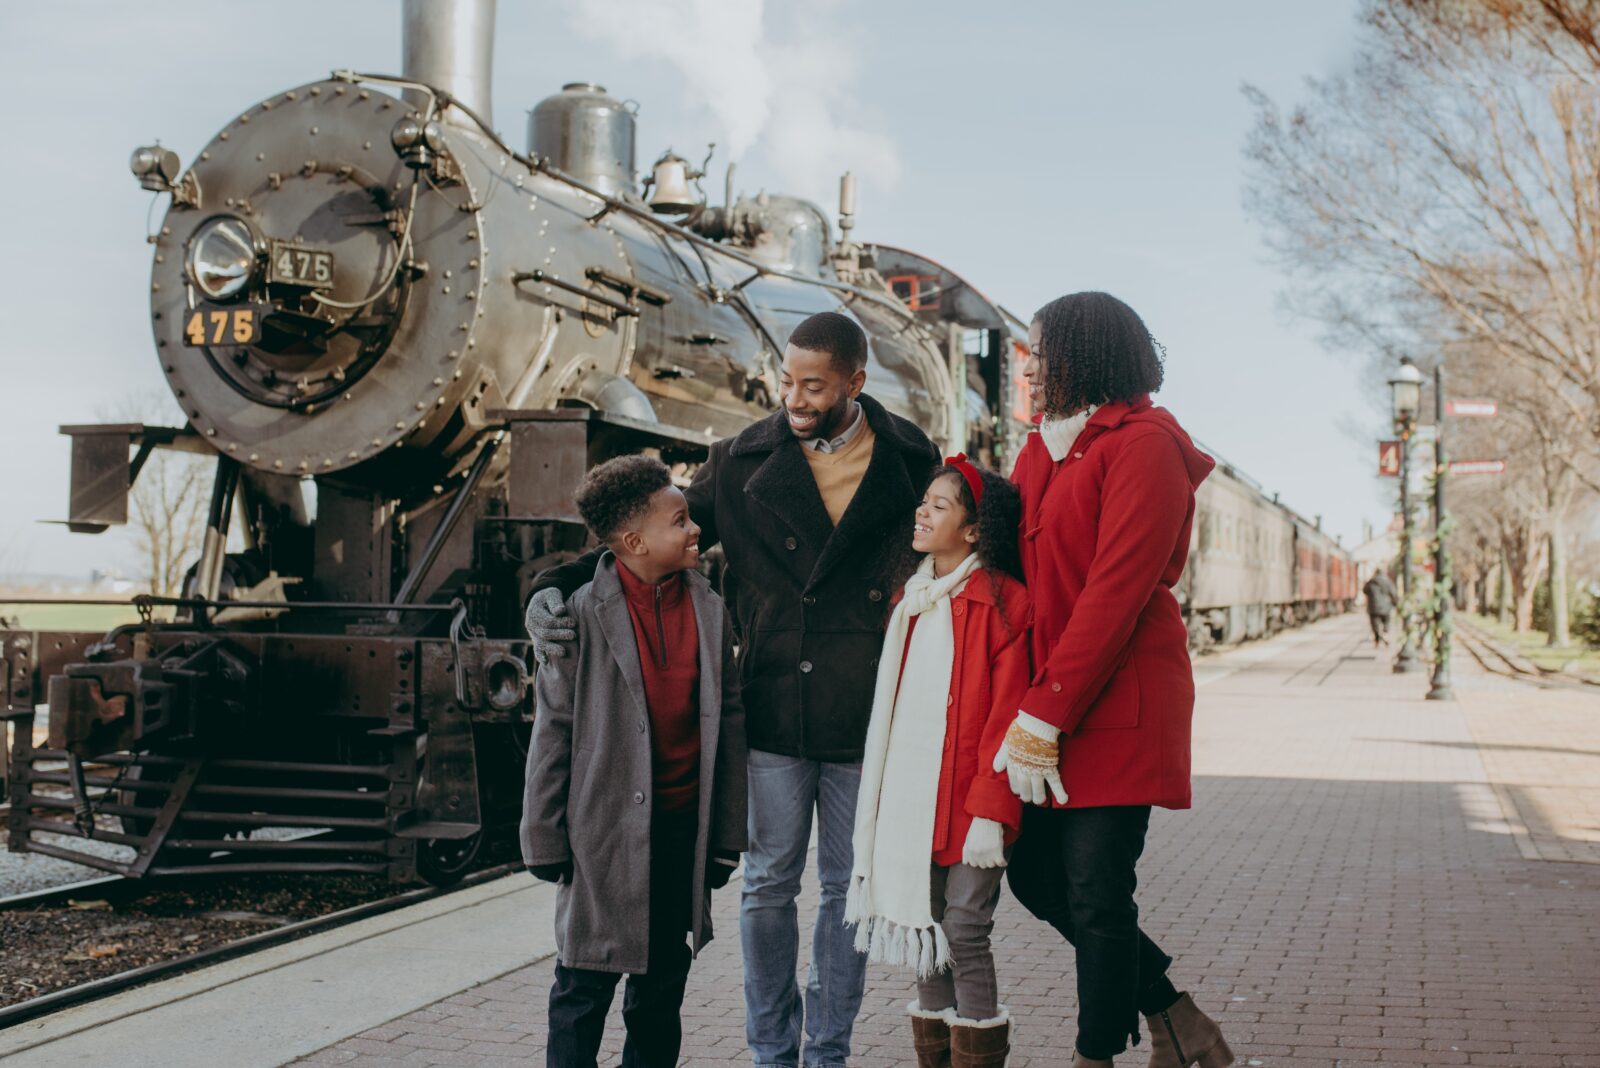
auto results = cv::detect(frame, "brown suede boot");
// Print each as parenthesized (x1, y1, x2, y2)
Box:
(1144, 992, 1235, 1068)
(950, 1007, 1010, 1068)
(908, 1001, 953, 1068)
(1071, 1054, 1114, 1068)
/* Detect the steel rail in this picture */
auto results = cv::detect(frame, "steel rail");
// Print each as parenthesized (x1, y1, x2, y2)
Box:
(0, 862, 520, 1030)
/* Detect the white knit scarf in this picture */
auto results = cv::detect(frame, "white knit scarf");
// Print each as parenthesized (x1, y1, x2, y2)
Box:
(845, 551, 981, 977)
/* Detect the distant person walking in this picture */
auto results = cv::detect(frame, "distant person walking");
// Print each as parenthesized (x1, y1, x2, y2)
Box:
(1363, 570, 1398, 646)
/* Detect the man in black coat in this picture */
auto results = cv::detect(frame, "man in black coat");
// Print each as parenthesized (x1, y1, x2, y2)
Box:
(1364, 569, 1399, 646)
(527, 311, 939, 1067)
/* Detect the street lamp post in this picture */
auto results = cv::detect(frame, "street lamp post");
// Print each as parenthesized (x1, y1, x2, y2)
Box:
(1427, 362, 1455, 700)
(1389, 357, 1423, 674)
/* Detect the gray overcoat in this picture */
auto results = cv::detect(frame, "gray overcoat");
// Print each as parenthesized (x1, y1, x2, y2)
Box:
(519, 553, 747, 973)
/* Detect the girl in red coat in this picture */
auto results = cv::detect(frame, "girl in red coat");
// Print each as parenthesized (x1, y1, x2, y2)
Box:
(992, 293, 1233, 1068)
(846, 457, 1030, 1068)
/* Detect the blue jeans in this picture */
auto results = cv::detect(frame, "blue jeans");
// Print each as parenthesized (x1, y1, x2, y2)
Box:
(741, 750, 867, 1068)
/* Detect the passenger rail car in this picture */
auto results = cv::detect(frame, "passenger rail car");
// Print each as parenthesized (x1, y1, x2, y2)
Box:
(1180, 453, 1356, 648)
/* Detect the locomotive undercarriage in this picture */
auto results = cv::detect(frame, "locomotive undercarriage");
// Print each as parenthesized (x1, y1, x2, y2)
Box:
(4, 410, 708, 885)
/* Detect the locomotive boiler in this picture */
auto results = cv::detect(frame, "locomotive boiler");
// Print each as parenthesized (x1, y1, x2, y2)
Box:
(2, 0, 1029, 883)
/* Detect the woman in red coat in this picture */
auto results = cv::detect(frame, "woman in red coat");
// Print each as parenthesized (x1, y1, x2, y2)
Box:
(990, 292, 1233, 1068)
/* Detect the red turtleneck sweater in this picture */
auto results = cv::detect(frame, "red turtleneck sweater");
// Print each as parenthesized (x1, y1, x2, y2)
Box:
(615, 562, 701, 812)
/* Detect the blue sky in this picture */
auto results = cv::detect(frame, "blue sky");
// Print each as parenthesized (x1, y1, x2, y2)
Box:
(0, 0, 1377, 578)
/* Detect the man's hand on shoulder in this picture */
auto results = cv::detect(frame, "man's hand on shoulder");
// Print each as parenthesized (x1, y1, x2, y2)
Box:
(525, 588, 576, 666)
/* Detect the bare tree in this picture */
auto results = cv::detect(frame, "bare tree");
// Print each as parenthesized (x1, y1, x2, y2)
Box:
(1244, 0, 1600, 468)
(101, 393, 212, 597)
(1245, 0, 1600, 639)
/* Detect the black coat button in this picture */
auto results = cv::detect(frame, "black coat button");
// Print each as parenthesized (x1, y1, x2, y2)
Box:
(868, 589, 882, 602)
(802, 595, 816, 606)
(800, 661, 813, 673)
(785, 537, 798, 550)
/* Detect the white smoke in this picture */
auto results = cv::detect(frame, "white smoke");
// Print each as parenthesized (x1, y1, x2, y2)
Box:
(563, 0, 901, 204)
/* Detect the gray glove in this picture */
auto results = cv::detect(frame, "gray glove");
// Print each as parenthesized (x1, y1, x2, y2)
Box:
(524, 588, 576, 666)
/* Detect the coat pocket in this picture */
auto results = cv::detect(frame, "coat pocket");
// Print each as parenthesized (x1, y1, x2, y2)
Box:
(1077, 653, 1141, 730)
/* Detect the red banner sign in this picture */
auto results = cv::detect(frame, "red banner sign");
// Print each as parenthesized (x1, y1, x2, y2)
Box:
(1445, 399, 1498, 417)
(1378, 440, 1401, 477)
(1449, 459, 1506, 475)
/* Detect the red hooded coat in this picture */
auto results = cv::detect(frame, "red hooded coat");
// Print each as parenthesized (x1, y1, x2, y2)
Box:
(1011, 396, 1214, 810)
(889, 569, 1032, 865)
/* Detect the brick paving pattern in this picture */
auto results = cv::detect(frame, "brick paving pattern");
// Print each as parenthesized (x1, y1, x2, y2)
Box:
(296, 616, 1600, 1066)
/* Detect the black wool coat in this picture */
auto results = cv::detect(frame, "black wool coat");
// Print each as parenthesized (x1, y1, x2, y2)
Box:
(537, 393, 939, 762)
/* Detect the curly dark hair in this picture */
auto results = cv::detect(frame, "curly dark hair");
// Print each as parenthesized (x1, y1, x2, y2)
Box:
(788, 310, 868, 373)
(1033, 291, 1165, 416)
(888, 461, 1025, 633)
(573, 454, 672, 543)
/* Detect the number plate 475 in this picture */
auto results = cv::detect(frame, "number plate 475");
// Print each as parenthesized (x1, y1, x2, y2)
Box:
(269, 241, 335, 288)
(184, 304, 266, 346)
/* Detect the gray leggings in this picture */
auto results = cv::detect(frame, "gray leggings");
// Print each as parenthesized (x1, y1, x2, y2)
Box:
(914, 861, 1007, 1021)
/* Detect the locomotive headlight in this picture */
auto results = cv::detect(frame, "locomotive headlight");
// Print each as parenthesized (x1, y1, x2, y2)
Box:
(129, 144, 181, 193)
(186, 217, 259, 300)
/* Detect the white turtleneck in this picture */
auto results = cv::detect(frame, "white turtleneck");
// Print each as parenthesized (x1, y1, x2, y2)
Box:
(1038, 406, 1097, 462)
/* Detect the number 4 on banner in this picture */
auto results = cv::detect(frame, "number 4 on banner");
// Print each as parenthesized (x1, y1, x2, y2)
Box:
(1378, 440, 1401, 477)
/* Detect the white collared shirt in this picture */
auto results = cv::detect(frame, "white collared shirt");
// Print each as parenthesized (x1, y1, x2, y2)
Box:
(806, 402, 866, 454)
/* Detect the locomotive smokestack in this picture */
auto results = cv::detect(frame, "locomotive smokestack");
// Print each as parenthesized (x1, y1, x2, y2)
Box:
(402, 0, 496, 128)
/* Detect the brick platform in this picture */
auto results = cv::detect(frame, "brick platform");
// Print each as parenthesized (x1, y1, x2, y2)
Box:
(296, 617, 1600, 1066)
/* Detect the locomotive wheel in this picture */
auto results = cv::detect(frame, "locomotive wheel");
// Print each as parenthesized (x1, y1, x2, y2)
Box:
(417, 830, 484, 887)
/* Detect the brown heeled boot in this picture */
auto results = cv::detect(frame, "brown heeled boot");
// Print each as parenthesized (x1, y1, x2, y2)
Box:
(950, 1007, 1010, 1068)
(908, 1001, 954, 1068)
(1144, 992, 1235, 1068)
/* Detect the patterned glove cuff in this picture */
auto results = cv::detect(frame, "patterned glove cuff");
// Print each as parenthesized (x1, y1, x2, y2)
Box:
(1005, 722, 1060, 770)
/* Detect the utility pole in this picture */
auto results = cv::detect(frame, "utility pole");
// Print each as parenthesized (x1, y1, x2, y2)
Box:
(1389, 357, 1423, 674)
(1427, 362, 1455, 700)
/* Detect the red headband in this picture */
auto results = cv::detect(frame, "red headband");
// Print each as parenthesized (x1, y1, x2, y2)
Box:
(944, 453, 985, 508)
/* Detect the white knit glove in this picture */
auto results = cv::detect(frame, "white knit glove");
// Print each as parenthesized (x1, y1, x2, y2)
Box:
(992, 712, 1069, 806)
(961, 817, 1006, 869)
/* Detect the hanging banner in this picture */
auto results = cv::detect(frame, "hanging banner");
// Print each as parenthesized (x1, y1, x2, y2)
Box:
(1449, 459, 1506, 475)
(1377, 440, 1401, 477)
(1445, 399, 1498, 417)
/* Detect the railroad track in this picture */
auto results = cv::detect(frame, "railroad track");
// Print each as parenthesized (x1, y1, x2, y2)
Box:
(1455, 622, 1600, 692)
(0, 861, 519, 1030)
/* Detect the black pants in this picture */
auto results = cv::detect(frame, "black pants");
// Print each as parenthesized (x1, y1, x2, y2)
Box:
(546, 809, 697, 1068)
(1368, 611, 1389, 643)
(1006, 805, 1180, 1060)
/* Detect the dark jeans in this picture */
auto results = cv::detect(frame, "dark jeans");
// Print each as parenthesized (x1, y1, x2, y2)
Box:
(1006, 805, 1180, 1060)
(1368, 611, 1390, 643)
(546, 809, 697, 1068)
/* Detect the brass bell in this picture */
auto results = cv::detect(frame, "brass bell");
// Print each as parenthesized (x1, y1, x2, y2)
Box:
(647, 152, 697, 214)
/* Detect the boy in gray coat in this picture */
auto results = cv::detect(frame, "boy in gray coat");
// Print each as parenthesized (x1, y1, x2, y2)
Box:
(521, 455, 747, 1068)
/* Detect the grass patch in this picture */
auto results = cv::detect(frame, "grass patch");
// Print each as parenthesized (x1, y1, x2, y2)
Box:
(0, 603, 148, 632)
(1466, 613, 1600, 679)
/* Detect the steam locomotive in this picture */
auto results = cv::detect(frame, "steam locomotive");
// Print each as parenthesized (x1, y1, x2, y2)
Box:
(1, 0, 1028, 884)
(2, 0, 1349, 884)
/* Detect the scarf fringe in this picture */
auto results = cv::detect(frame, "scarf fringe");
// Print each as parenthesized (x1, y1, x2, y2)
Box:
(845, 875, 953, 979)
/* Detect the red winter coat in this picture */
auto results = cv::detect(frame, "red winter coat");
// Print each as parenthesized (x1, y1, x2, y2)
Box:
(890, 569, 1032, 866)
(1011, 396, 1214, 810)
